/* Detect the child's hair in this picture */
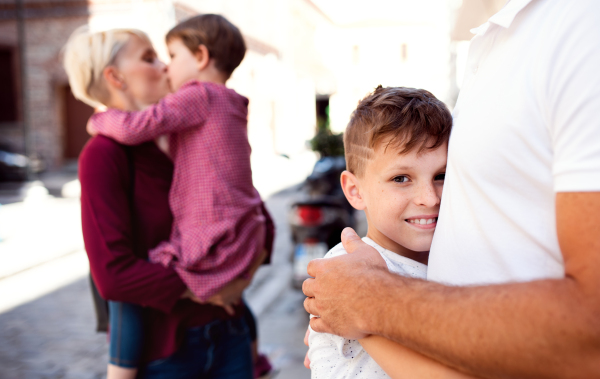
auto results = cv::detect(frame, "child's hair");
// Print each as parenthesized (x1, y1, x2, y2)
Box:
(166, 14, 246, 78)
(63, 26, 150, 108)
(344, 86, 452, 177)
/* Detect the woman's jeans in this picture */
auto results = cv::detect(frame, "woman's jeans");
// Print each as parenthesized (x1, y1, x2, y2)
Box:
(139, 317, 253, 379)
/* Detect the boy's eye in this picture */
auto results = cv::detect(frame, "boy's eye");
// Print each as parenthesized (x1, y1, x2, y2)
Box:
(435, 173, 446, 181)
(393, 176, 410, 183)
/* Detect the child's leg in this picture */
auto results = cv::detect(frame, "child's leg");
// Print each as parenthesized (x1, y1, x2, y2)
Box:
(242, 302, 259, 362)
(242, 302, 273, 378)
(107, 301, 145, 379)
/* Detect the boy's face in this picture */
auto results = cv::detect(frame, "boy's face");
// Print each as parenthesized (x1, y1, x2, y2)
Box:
(342, 140, 447, 259)
(166, 38, 200, 91)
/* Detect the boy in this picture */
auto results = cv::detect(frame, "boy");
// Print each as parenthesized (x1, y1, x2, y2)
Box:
(308, 86, 461, 378)
(88, 15, 272, 379)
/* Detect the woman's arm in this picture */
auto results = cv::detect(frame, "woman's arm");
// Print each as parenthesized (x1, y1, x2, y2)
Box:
(360, 336, 479, 379)
(80, 138, 186, 313)
(87, 81, 210, 145)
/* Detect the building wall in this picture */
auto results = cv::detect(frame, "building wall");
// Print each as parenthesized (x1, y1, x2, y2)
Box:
(0, 16, 88, 168)
(0, 0, 178, 169)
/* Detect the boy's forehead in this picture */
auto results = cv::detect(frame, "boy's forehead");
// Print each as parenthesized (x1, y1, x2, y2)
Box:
(369, 139, 447, 171)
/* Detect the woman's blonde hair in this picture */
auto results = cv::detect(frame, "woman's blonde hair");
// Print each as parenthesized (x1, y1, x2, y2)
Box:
(62, 25, 150, 108)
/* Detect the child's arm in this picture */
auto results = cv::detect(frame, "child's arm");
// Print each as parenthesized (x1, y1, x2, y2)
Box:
(88, 81, 211, 145)
(360, 336, 480, 379)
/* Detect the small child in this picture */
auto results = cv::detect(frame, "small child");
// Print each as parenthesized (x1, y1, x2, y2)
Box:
(87, 15, 271, 379)
(307, 86, 453, 378)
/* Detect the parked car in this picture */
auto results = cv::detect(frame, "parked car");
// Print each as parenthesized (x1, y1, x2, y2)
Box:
(0, 149, 28, 182)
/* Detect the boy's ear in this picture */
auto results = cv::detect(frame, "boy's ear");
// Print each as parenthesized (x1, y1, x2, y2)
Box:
(341, 170, 366, 211)
(103, 66, 126, 90)
(195, 44, 211, 71)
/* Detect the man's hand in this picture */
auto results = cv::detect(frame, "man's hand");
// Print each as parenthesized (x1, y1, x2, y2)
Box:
(303, 228, 387, 339)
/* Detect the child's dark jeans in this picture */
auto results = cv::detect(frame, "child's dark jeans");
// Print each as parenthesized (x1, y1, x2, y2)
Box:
(108, 301, 145, 368)
(108, 300, 253, 378)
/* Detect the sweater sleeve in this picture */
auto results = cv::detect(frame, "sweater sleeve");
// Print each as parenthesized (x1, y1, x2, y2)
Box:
(79, 138, 186, 313)
(261, 201, 275, 265)
(88, 81, 211, 145)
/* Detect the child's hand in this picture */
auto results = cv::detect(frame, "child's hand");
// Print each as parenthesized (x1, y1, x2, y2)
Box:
(304, 327, 311, 368)
(87, 118, 98, 137)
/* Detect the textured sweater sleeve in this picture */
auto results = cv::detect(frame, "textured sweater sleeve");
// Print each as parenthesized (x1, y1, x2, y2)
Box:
(79, 138, 186, 313)
(88, 81, 211, 145)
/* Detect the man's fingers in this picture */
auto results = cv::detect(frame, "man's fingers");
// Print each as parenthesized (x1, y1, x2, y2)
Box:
(302, 277, 315, 297)
(309, 316, 331, 334)
(304, 296, 318, 316)
(341, 227, 364, 254)
(307, 257, 326, 279)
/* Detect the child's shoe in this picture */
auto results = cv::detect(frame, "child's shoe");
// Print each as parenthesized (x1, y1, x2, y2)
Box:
(254, 354, 273, 379)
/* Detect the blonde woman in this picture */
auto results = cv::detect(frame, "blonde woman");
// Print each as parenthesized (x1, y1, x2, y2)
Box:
(64, 27, 266, 378)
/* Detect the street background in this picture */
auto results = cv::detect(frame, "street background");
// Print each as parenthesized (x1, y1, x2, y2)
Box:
(1, 172, 364, 379)
(0, 1, 506, 378)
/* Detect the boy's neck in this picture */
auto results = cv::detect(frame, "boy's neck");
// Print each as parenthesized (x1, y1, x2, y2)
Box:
(196, 64, 228, 85)
(366, 227, 429, 265)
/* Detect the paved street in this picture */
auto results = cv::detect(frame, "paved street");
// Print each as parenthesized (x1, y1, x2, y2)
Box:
(0, 180, 314, 379)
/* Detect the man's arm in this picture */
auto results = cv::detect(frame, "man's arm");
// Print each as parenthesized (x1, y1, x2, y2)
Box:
(88, 81, 211, 145)
(304, 193, 600, 379)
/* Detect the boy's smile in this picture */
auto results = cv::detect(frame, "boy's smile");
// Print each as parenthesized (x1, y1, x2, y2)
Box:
(341, 140, 447, 264)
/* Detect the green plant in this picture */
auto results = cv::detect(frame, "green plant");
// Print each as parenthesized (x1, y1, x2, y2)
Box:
(310, 117, 344, 157)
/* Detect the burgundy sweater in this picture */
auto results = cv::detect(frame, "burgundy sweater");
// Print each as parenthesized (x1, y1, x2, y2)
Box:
(79, 136, 269, 362)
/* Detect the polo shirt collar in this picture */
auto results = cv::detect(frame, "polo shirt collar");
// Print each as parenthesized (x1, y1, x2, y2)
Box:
(470, 0, 534, 35)
(488, 0, 534, 28)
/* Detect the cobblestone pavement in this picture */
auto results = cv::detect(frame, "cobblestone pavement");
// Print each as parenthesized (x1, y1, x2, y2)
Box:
(0, 276, 311, 379)
(0, 279, 108, 379)
(0, 186, 312, 379)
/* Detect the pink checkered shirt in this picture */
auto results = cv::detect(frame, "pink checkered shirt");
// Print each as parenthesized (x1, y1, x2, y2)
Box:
(89, 81, 266, 301)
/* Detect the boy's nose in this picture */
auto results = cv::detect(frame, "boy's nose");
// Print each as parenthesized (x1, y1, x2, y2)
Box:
(414, 183, 440, 208)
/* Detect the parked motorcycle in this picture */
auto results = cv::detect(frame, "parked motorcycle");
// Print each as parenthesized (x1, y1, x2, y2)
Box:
(289, 156, 355, 288)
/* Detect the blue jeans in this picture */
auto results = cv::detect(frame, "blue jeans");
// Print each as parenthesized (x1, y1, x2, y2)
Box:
(138, 317, 253, 379)
(109, 301, 145, 368)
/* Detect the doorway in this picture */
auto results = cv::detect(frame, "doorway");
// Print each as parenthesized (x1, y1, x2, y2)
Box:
(62, 85, 94, 159)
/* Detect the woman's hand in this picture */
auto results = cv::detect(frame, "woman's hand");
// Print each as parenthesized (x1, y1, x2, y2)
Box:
(206, 277, 251, 315)
(206, 249, 268, 315)
(180, 288, 202, 303)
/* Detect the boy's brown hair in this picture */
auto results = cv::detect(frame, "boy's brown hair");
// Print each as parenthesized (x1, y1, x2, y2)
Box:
(166, 14, 246, 78)
(344, 86, 452, 177)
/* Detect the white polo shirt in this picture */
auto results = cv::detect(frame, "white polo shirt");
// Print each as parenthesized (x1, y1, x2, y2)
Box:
(428, 0, 600, 285)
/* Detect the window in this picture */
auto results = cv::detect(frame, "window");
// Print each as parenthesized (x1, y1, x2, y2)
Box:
(0, 48, 18, 123)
